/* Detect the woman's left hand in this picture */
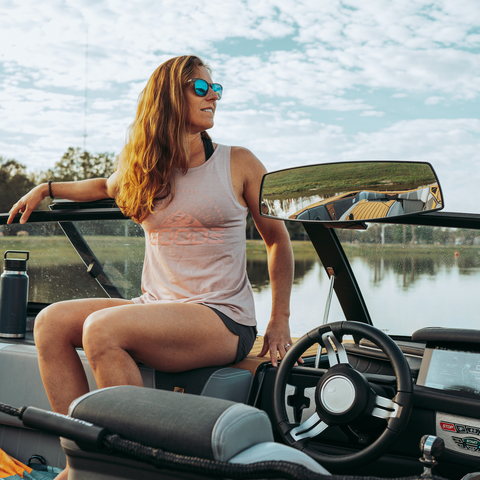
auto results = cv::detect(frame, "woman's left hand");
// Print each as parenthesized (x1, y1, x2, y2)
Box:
(257, 320, 303, 367)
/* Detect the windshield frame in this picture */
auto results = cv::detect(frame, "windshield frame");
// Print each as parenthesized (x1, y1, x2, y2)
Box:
(301, 211, 480, 337)
(3, 202, 480, 339)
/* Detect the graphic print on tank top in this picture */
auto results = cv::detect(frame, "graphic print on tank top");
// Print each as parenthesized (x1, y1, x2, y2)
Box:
(143, 187, 234, 297)
(148, 189, 226, 247)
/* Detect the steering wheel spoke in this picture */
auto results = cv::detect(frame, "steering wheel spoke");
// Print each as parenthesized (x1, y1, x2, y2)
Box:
(289, 413, 329, 442)
(322, 331, 349, 367)
(371, 395, 400, 420)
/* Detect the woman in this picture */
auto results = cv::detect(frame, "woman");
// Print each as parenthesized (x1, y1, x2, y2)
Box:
(7, 55, 294, 440)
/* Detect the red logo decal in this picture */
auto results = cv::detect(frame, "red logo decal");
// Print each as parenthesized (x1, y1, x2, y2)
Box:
(440, 422, 456, 432)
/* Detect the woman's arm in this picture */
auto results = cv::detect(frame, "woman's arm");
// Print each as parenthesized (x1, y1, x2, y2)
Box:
(232, 147, 297, 367)
(7, 171, 120, 225)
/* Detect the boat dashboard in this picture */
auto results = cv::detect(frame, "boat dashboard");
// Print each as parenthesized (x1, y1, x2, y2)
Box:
(2, 318, 480, 478)
(244, 326, 480, 478)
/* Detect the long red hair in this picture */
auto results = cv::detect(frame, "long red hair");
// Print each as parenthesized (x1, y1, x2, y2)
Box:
(115, 55, 211, 223)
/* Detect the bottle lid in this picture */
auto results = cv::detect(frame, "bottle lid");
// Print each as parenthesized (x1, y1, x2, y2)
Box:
(3, 251, 29, 272)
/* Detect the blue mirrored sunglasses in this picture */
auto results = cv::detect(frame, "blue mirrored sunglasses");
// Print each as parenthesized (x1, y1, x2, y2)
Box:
(187, 78, 223, 100)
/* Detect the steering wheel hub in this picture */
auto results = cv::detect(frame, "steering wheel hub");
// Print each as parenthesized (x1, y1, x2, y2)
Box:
(321, 375, 355, 414)
(315, 363, 371, 424)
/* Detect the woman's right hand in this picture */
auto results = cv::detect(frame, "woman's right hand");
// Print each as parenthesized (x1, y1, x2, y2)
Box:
(7, 184, 48, 225)
(8, 177, 115, 225)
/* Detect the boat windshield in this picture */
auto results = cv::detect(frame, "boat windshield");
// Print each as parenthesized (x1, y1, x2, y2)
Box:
(3, 216, 478, 339)
(339, 223, 480, 336)
(0, 219, 144, 304)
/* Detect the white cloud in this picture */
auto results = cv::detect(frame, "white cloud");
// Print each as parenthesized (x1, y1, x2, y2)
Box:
(1, 0, 480, 214)
(2, 0, 479, 98)
(425, 96, 445, 105)
(360, 110, 384, 117)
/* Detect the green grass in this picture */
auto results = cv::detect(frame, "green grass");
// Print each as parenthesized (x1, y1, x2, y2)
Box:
(344, 243, 480, 257)
(262, 162, 436, 200)
(0, 236, 145, 267)
(0, 236, 79, 265)
(0, 236, 315, 264)
(1, 236, 477, 267)
(246, 240, 317, 258)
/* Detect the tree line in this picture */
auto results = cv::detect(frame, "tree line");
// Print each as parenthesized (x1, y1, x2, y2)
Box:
(0, 148, 115, 214)
(2, 148, 478, 245)
(0, 147, 303, 240)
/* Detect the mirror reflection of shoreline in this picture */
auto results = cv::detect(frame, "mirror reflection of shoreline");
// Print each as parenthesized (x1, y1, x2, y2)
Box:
(261, 161, 442, 222)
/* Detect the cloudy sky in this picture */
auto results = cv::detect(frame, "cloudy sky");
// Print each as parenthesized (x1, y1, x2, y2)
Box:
(1, 0, 479, 212)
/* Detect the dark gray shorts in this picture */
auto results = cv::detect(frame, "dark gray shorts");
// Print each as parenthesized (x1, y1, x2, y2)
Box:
(208, 307, 257, 364)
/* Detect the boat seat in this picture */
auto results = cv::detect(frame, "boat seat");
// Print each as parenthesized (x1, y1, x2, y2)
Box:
(0, 336, 317, 470)
(62, 385, 329, 479)
(0, 342, 253, 469)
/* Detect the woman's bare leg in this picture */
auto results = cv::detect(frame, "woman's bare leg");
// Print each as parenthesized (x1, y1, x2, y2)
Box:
(36, 300, 238, 480)
(82, 302, 239, 388)
(34, 298, 134, 480)
(34, 298, 134, 415)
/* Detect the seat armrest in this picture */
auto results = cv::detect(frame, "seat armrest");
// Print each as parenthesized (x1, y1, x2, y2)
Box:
(69, 385, 273, 461)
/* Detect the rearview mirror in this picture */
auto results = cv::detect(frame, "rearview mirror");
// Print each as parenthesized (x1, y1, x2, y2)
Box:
(260, 161, 443, 224)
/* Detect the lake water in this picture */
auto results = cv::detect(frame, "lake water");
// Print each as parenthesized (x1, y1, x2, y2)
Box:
(4, 229, 478, 339)
(22, 249, 480, 339)
(250, 252, 480, 338)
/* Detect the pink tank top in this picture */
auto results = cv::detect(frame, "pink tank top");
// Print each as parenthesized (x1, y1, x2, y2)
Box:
(132, 144, 256, 327)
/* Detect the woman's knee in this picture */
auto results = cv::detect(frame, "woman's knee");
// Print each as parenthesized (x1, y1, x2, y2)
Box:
(34, 301, 84, 349)
(34, 303, 63, 342)
(82, 311, 115, 359)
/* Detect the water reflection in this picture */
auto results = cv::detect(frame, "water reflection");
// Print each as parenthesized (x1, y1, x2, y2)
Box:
(369, 257, 433, 289)
(247, 258, 318, 292)
(247, 260, 270, 292)
(294, 258, 318, 285)
(253, 247, 480, 337)
(359, 248, 480, 290)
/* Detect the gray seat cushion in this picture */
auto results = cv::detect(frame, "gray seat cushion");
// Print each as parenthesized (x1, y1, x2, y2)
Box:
(69, 385, 273, 462)
(230, 442, 330, 475)
(64, 386, 330, 479)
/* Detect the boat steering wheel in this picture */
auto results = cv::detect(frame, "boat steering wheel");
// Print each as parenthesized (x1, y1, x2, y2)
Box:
(273, 321, 413, 470)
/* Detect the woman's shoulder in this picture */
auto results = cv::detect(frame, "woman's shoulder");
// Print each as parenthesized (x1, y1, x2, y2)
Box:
(213, 143, 257, 159)
(229, 146, 267, 180)
(229, 145, 261, 163)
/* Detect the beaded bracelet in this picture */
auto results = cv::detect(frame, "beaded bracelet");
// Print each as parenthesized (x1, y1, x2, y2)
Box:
(48, 180, 54, 199)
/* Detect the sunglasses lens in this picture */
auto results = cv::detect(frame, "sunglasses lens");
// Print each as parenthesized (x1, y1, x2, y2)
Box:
(194, 79, 208, 97)
(191, 79, 223, 100)
(212, 84, 223, 100)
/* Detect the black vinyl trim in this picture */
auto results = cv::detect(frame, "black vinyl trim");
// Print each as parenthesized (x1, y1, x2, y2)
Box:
(0, 207, 126, 224)
(49, 199, 117, 210)
(303, 222, 372, 325)
(412, 327, 480, 343)
(414, 384, 480, 418)
(247, 362, 271, 407)
(372, 211, 480, 229)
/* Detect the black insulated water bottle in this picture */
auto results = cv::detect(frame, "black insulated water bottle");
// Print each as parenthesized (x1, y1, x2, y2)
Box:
(0, 251, 30, 338)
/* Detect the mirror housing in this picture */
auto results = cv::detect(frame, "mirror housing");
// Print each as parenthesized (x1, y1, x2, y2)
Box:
(260, 161, 443, 227)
